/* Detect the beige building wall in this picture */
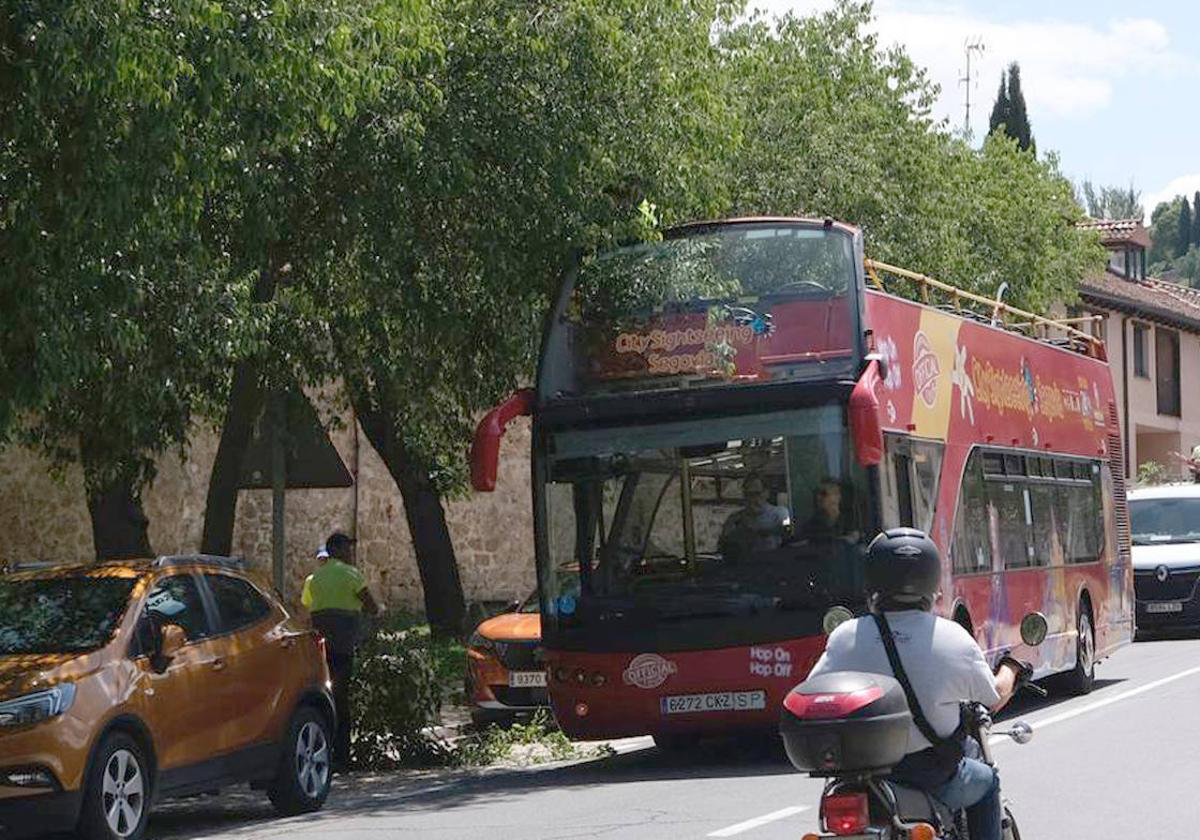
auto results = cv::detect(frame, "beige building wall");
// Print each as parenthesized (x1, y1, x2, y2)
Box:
(1095, 312, 1200, 482)
(0, 410, 536, 612)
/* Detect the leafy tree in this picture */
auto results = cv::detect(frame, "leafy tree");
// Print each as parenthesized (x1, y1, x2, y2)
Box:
(301, 0, 734, 635)
(1078, 180, 1143, 220)
(1148, 197, 1184, 267)
(719, 3, 1099, 313)
(1179, 197, 1193, 259)
(0, 1, 432, 558)
(1175, 246, 1200, 287)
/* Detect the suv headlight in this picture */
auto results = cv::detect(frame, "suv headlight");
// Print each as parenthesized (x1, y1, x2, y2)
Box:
(0, 685, 77, 728)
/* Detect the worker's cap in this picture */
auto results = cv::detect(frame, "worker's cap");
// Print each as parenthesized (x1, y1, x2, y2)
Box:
(325, 531, 356, 551)
(316, 544, 330, 560)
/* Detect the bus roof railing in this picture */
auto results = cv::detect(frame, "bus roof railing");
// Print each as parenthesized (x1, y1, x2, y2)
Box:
(864, 259, 1104, 356)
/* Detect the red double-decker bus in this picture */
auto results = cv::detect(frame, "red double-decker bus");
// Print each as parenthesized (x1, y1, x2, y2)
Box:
(472, 217, 1133, 745)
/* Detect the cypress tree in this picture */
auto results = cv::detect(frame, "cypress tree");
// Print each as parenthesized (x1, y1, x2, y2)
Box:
(1179, 197, 1193, 259)
(1193, 191, 1200, 248)
(988, 69, 1010, 137)
(1005, 62, 1034, 152)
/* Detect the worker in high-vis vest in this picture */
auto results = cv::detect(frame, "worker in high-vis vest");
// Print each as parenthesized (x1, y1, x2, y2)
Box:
(302, 532, 380, 771)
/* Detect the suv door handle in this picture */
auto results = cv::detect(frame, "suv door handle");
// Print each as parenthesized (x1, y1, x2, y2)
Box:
(211, 658, 227, 672)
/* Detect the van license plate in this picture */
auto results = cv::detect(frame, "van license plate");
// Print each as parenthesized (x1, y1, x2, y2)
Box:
(1147, 601, 1183, 613)
(660, 691, 766, 715)
(509, 671, 547, 688)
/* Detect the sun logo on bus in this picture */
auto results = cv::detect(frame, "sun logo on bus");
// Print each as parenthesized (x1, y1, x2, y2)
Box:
(912, 331, 941, 408)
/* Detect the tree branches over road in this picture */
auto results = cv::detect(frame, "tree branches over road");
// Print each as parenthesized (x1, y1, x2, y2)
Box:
(0, 0, 1103, 625)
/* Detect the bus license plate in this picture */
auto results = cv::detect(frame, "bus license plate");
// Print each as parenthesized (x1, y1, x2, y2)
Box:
(660, 691, 766, 715)
(509, 671, 547, 688)
(1147, 601, 1183, 613)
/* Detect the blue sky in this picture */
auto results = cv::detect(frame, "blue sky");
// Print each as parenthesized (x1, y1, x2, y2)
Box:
(751, 0, 1200, 220)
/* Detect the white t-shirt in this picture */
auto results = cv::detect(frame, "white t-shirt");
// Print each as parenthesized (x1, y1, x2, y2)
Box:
(722, 504, 790, 550)
(807, 610, 1000, 754)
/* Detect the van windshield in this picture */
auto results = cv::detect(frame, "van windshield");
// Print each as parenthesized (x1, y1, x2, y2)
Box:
(0, 576, 137, 654)
(1131, 497, 1200, 545)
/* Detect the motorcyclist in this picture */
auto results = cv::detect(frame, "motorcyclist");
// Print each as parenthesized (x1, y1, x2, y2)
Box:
(806, 528, 1021, 840)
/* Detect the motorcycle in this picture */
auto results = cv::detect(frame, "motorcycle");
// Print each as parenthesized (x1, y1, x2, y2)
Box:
(781, 613, 1048, 840)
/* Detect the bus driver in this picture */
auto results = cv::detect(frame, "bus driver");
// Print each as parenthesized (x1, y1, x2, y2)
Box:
(719, 475, 790, 557)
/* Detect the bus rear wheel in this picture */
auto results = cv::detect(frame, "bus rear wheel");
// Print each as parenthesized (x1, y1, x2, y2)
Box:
(1062, 607, 1095, 696)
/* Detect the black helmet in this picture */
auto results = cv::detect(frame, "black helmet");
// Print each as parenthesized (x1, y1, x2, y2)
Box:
(865, 528, 941, 611)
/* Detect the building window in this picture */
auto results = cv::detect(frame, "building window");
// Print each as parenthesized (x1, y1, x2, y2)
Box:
(1132, 323, 1149, 378)
(1108, 249, 1126, 276)
(1156, 327, 1181, 417)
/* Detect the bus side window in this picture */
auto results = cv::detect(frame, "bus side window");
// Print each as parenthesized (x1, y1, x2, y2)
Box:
(953, 451, 991, 574)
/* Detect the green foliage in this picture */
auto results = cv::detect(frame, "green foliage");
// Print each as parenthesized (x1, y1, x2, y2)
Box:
(1078, 180, 1143, 221)
(988, 62, 1034, 153)
(1179, 198, 1193, 259)
(1136, 460, 1169, 487)
(454, 710, 582, 767)
(1173, 246, 1200, 287)
(315, 0, 737, 491)
(719, 3, 1099, 312)
(1149, 197, 1185, 266)
(350, 616, 450, 769)
(0, 1, 437, 524)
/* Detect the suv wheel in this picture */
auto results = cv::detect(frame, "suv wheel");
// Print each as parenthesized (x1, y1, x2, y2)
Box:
(78, 733, 151, 840)
(269, 707, 333, 816)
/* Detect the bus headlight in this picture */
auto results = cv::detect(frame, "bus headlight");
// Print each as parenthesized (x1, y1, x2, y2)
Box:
(822, 606, 854, 636)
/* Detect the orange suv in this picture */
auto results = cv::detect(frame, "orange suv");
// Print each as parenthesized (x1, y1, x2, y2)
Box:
(0, 555, 335, 840)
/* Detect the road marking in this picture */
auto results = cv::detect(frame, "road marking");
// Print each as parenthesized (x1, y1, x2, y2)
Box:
(989, 662, 1200, 746)
(707, 806, 810, 837)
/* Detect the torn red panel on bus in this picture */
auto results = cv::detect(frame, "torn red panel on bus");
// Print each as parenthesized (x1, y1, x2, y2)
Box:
(849, 358, 884, 466)
(470, 388, 534, 492)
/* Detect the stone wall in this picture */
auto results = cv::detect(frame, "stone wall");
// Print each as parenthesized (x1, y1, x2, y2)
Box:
(0, 411, 536, 612)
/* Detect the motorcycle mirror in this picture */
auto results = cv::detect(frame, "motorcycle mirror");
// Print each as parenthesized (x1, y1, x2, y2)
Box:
(1004, 721, 1034, 745)
(1019, 612, 1048, 646)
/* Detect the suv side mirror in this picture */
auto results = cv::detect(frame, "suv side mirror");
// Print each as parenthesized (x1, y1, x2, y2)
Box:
(159, 624, 187, 660)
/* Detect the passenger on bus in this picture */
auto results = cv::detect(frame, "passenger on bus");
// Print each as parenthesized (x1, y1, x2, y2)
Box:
(719, 475, 790, 558)
(798, 478, 858, 543)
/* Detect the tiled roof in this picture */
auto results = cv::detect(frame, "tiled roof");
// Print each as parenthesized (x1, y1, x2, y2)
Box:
(1080, 270, 1200, 332)
(1077, 218, 1151, 249)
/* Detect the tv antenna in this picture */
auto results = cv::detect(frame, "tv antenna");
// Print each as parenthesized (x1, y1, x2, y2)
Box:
(959, 38, 985, 140)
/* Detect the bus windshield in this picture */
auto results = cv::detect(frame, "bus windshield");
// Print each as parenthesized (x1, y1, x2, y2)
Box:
(542, 222, 860, 400)
(539, 406, 872, 649)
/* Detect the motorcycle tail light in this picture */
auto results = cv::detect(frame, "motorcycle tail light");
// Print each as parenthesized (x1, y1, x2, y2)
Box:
(908, 824, 936, 840)
(823, 792, 869, 835)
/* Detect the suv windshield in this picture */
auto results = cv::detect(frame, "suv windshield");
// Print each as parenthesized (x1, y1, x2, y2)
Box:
(1131, 497, 1200, 545)
(539, 405, 871, 649)
(0, 576, 137, 655)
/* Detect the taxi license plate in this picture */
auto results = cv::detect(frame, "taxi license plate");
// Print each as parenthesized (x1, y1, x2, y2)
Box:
(660, 691, 766, 715)
(508, 671, 547, 688)
(1147, 601, 1184, 613)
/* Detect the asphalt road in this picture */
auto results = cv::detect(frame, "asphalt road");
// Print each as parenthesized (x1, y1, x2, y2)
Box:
(142, 634, 1200, 840)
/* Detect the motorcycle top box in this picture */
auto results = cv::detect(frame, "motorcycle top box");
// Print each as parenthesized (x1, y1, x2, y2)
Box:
(780, 671, 911, 774)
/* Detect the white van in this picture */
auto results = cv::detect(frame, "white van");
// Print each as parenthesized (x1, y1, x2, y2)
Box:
(1129, 484, 1200, 633)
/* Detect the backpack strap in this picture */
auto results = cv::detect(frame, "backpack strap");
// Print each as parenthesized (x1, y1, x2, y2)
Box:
(871, 612, 955, 753)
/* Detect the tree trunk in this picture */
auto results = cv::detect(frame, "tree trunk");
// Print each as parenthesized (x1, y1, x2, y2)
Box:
(88, 478, 153, 560)
(356, 401, 466, 638)
(200, 359, 265, 555)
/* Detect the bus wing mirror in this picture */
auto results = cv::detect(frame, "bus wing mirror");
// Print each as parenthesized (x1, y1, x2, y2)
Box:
(471, 389, 535, 491)
(849, 357, 884, 467)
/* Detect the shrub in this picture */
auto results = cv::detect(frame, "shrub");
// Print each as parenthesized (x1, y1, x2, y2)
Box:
(350, 616, 451, 769)
(1137, 460, 1169, 487)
